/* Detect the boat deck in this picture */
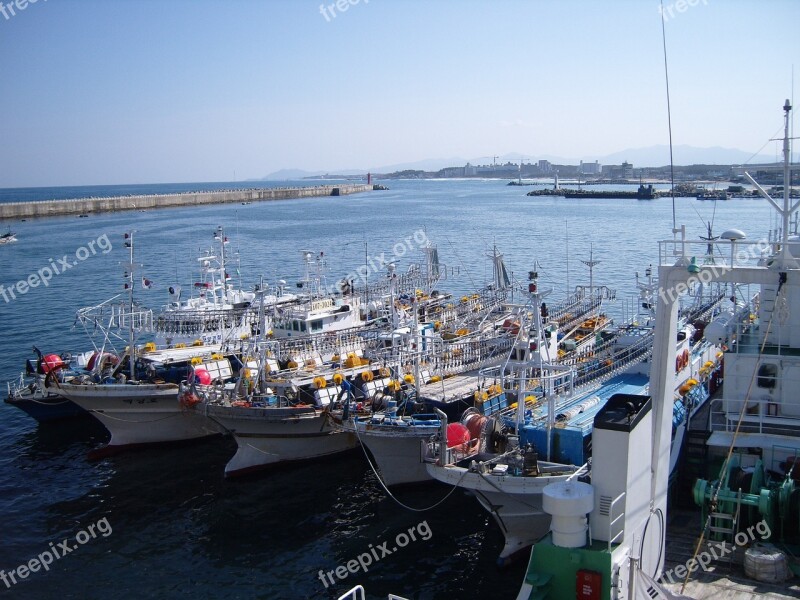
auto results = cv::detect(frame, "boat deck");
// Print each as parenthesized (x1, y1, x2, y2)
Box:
(736, 329, 800, 357)
(418, 372, 480, 403)
(662, 507, 800, 599)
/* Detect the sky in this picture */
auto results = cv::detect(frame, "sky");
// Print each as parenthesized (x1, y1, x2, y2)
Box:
(0, 0, 799, 187)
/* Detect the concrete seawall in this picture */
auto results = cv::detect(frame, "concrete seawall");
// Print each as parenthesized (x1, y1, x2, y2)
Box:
(0, 184, 375, 220)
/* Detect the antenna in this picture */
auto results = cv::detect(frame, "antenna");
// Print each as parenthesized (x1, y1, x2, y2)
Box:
(580, 246, 600, 298)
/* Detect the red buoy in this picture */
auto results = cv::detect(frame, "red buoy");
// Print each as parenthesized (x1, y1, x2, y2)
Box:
(446, 422, 471, 448)
(41, 354, 65, 374)
(193, 368, 212, 385)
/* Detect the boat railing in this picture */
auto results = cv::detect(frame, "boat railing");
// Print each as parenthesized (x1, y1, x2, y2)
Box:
(572, 329, 653, 388)
(154, 307, 258, 333)
(6, 372, 27, 398)
(432, 336, 513, 375)
(76, 297, 155, 333)
(658, 234, 786, 269)
(606, 491, 627, 551)
(336, 585, 365, 600)
(276, 330, 367, 360)
(709, 397, 800, 438)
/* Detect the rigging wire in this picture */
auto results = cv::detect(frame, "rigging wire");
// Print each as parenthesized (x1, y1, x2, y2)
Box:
(351, 417, 469, 512)
(660, 0, 677, 233)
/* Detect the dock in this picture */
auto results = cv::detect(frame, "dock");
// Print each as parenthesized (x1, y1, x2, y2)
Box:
(0, 183, 376, 220)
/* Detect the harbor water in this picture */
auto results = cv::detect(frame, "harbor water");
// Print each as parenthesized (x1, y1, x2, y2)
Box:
(0, 179, 776, 599)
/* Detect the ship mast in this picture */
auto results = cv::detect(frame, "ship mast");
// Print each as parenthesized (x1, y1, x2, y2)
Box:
(123, 231, 137, 382)
(745, 99, 798, 268)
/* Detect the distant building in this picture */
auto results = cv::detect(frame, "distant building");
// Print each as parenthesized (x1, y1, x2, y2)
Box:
(538, 160, 552, 174)
(464, 162, 477, 176)
(622, 161, 634, 179)
(579, 160, 602, 175)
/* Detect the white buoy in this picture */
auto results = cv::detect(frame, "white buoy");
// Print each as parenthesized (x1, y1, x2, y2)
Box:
(542, 481, 594, 548)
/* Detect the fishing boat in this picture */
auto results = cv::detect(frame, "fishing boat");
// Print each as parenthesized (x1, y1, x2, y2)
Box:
(4, 349, 92, 422)
(423, 261, 724, 565)
(348, 256, 616, 488)
(153, 226, 293, 347)
(0, 229, 17, 244)
(186, 290, 391, 476)
(55, 232, 227, 450)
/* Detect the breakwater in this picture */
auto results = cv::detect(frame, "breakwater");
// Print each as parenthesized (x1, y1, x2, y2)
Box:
(0, 184, 375, 220)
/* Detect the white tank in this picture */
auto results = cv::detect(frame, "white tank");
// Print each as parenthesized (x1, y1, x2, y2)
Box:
(542, 481, 594, 548)
(704, 310, 735, 345)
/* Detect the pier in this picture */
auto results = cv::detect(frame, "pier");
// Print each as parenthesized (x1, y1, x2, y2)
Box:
(0, 183, 376, 220)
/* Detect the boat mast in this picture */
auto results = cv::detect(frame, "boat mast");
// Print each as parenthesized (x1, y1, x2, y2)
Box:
(745, 100, 797, 268)
(216, 226, 228, 303)
(124, 231, 137, 382)
(580, 246, 600, 300)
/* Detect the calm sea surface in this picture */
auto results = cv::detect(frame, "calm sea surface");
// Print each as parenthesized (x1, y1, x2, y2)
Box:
(0, 179, 775, 599)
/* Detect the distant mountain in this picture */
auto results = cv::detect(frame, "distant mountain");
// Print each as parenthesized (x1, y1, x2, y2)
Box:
(371, 157, 469, 173)
(259, 158, 468, 180)
(595, 145, 775, 167)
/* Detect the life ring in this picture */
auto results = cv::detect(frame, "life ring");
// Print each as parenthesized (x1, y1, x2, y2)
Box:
(361, 370, 374, 383)
(379, 367, 390, 378)
(87, 352, 119, 372)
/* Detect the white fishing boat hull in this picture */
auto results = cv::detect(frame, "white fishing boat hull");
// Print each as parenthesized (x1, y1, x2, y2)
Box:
(355, 423, 439, 486)
(425, 462, 573, 563)
(57, 382, 225, 446)
(205, 404, 358, 476)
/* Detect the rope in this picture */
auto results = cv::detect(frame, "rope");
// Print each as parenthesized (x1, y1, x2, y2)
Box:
(352, 418, 470, 513)
(681, 281, 783, 594)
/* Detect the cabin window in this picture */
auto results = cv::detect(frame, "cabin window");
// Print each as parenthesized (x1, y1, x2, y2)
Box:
(299, 321, 307, 332)
(757, 363, 777, 389)
(292, 321, 299, 332)
(310, 319, 323, 332)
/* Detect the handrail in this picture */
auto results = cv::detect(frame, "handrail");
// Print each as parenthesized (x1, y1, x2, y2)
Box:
(607, 491, 627, 551)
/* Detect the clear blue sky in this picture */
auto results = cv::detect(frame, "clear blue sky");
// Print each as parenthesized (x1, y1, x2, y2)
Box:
(1, 0, 798, 187)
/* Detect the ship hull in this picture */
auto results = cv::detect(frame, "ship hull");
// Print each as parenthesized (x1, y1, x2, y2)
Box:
(205, 405, 358, 476)
(57, 383, 225, 445)
(425, 463, 571, 562)
(5, 391, 87, 422)
(356, 425, 438, 486)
